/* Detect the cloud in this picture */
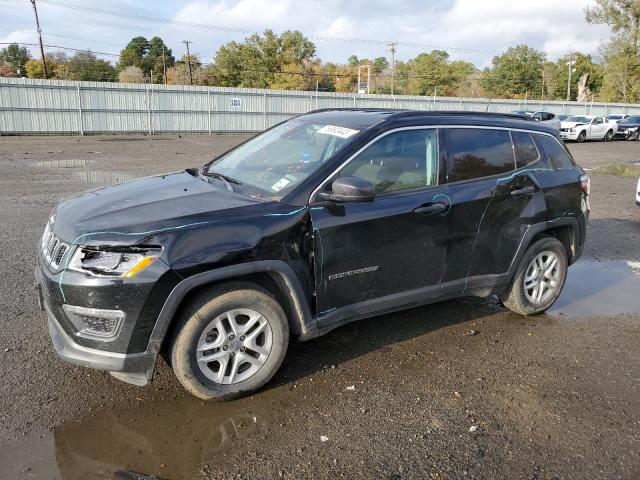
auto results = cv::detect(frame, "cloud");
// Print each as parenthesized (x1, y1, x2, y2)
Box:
(1, 0, 613, 67)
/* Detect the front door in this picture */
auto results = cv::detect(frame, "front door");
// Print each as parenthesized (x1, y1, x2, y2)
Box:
(589, 117, 605, 138)
(310, 128, 451, 315)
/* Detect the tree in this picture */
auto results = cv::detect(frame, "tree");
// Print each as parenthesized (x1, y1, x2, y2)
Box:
(118, 36, 150, 71)
(66, 51, 116, 81)
(166, 55, 208, 85)
(599, 41, 640, 102)
(0, 61, 19, 77)
(118, 65, 145, 83)
(211, 30, 316, 88)
(147, 36, 175, 82)
(585, 0, 640, 55)
(0, 43, 30, 72)
(347, 55, 360, 67)
(399, 50, 475, 97)
(546, 53, 603, 100)
(24, 58, 56, 79)
(481, 45, 546, 98)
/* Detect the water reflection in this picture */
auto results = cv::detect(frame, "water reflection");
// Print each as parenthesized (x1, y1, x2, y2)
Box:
(72, 170, 137, 185)
(0, 396, 267, 479)
(548, 259, 640, 317)
(32, 159, 96, 168)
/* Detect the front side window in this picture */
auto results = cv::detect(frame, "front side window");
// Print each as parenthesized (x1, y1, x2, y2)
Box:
(533, 134, 575, 169)
(512, 131, 540, 168)
(206, 118, 362, 199)
(445, 128, 515, 182)
(338, 129, 439, 194)
(592, 117, 603, 125)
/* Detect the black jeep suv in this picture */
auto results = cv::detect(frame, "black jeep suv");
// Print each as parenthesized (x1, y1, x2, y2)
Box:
(35, 110, 589, 399)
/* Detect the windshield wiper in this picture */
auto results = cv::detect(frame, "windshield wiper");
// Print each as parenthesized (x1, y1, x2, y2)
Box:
(201, 170, 242, 191)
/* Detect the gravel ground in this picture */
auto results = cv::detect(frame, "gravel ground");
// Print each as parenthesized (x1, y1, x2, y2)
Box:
(0, 134, 639, 480)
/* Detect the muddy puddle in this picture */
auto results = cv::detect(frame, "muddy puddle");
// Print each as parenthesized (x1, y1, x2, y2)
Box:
(548, 259, 640, 317)
(0, 394, 275, 479)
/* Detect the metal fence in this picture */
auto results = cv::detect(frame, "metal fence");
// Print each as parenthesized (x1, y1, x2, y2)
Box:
(2, 77, 640, 135)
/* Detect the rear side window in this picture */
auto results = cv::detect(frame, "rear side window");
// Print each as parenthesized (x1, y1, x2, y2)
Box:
(533, 134, 575, 169)
(511, 131, 540, 168)
(445, 128, 515, 182)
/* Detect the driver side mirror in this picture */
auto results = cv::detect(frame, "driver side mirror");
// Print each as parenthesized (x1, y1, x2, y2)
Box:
(317, 176, 376, 203)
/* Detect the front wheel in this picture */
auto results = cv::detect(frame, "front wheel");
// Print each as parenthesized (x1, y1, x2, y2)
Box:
(576, 131, 586, 143)
(500, 237, 568, 316)
(604, 129, 614, 142)
(170, 282, 289, 400)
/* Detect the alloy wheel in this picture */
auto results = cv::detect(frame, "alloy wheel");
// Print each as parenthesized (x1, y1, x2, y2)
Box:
(196, 308, 273, 384)
(523, 251, 561, 306)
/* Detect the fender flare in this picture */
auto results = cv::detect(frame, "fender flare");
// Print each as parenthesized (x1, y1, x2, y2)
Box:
(143, 260, 316, 374)
(506, 216, 581, 280)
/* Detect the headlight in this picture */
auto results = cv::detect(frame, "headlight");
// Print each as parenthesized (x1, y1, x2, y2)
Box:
(570, 128, 576, 133)
(627, 127, 638, 132)
(68, 246, 161, 277)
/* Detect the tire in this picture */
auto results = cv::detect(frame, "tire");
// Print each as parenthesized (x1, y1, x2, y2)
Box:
(499, 237, 568, 316)
(636, 131, 640, 141)
(576, 130, 586, 143)
(604, 129, 613, 142)
(170, 282, 289, 400)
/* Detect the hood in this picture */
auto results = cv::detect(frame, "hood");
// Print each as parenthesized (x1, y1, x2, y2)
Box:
(53, 170, 267, 245)
(560, 121, 585, 129)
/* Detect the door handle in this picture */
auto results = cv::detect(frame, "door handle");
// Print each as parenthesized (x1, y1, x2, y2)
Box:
(510, 186, 536, 196)
(414, 203, 446, 215)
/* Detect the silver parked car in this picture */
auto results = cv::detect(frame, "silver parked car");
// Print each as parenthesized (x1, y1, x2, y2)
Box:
(512, 110, 561, 130)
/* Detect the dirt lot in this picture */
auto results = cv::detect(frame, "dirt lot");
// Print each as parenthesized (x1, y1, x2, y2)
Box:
(0, 135, 639, 480)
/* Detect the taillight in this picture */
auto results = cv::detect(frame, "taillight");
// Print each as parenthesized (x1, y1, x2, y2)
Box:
(580, 174, 590, 195)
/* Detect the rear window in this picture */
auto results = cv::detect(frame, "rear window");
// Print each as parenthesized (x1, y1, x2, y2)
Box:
(445, 128, 515, 182)
(533, 134, 575, 169)
(511, 131, 540, 168)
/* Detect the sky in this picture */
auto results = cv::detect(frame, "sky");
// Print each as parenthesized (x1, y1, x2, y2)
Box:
(0, 0, 613, 67)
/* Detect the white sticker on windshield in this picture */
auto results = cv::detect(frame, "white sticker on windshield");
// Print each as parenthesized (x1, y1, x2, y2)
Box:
(317, 125, 360, 139)
(271, 177, 291, 192)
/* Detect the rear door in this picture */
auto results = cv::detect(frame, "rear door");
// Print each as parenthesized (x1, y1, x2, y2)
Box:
(310, 128, 451, 314)
(441, 127, 543, 292)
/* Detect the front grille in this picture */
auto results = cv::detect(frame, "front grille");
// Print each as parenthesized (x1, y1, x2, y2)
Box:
(41, 217, 70, 270)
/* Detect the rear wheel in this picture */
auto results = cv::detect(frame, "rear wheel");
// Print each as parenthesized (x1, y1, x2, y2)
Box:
(604, 129, 614, 142)
(170, 283, 289, 400)
(500, 237, 568, 316)
(576, 130, 586, 143)
(635, 131, 640, 141)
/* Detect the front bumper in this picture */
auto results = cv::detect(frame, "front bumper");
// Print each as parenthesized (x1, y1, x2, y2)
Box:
(36, 265, 156, 385)
(35, 250, 178, 385)
(613, 129, 637, 139)
(559, 131, 579, 141)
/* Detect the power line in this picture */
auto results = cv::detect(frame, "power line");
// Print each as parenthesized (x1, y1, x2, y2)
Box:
(2, 0, 573, 57)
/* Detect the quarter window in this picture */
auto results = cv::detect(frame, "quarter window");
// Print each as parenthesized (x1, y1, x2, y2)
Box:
(338, 129, 439, 193)
(511, 131, 540, 168)
(533, 134, 575, 169)
(444, 128, 515, 182)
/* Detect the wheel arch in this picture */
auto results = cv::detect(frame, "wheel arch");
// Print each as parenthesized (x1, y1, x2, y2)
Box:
(145, 261, 316, 370)
(508, 217, 581, 279)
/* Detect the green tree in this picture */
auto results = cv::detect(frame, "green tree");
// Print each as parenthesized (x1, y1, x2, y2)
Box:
(211, 30, 316, 88)
(147, 36, 175, 82)
(599, 41, 640, 102)
(0, 43, 31, 72)
(547, 53, 603, 100)
(67, 51, 116, 81)
(399, 50, 475, 97)
(585, 0, 640, 54)
(347, 55, 360, 67)
(481, 45, 546, 98)
(118, 36, 150, 71)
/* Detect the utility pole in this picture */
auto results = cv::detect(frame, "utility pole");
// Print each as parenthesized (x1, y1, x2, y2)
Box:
(182, 40, 193, 85)
(566, 53, 576, 102)
(30, 0, 48, 79)
(387, 42, 397, 96)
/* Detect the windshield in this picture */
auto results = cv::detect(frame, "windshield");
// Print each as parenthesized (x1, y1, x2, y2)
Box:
(205, 118, 360, 200)
(566, 116, 591, 123)
(620, 116, 640, 124)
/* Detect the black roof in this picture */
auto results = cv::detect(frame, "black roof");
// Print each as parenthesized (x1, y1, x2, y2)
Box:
(302, 108, 553, 134)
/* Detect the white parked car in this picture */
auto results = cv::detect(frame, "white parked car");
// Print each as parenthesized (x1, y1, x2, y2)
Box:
(559, 115, 617, 142)
(512, 110, 561, 130)
(636, 177, 640, 207)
